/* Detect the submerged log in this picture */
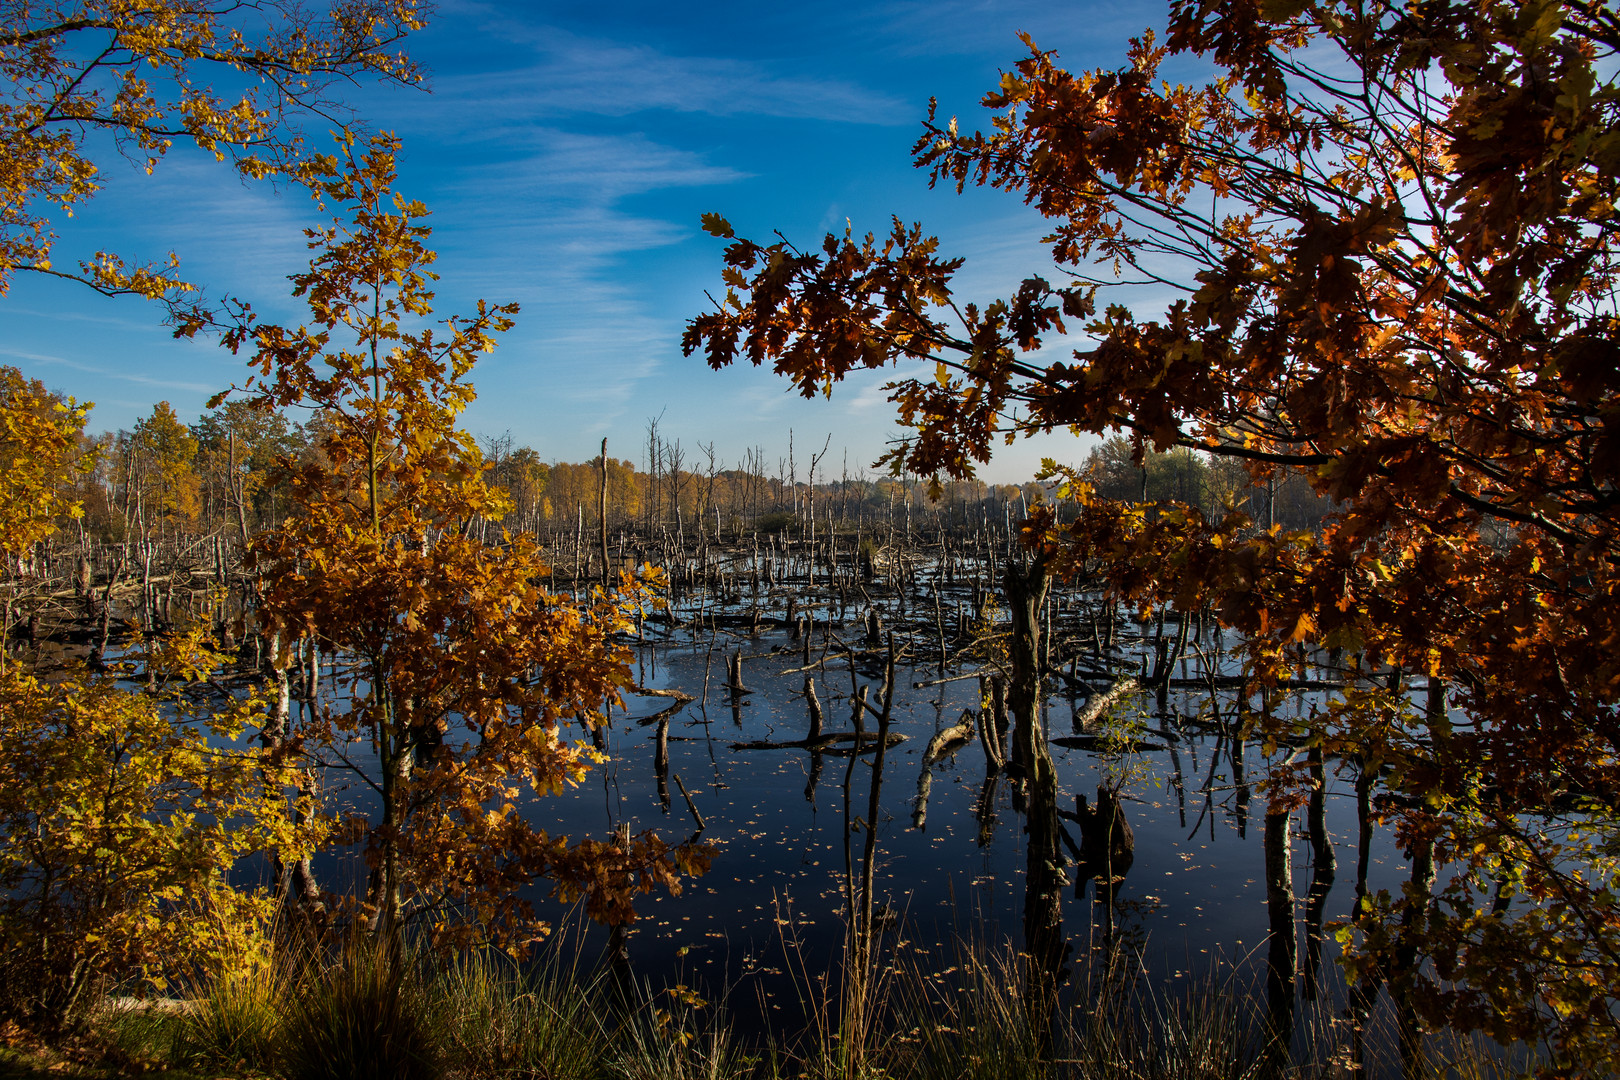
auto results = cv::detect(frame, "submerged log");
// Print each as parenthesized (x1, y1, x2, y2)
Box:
(630, 687, 695, 725)
(729, 731, 906, 752)
(1051, 733, 1165, 753)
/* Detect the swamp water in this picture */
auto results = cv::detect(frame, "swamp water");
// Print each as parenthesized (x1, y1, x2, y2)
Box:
(282, 546, 1419, 1067)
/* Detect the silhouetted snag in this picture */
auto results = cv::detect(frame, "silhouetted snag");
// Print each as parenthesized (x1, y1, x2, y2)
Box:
(974, 773, 1000, 846)
(1003, 557, 1051, 784)
(1349, 758, 1379, 1074)
(1394, 824, 1438, 1080)
(1072, 785, 1136, 882)
(804, 748, 823, 805)
(804, 674, 822, 741)
(1303, 843, 1335, 1003)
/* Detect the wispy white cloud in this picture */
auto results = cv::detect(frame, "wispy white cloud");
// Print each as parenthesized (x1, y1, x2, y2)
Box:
(425, 28, 910, 126)
(0, 347, 219, 395)
(439, 129, 744, 213)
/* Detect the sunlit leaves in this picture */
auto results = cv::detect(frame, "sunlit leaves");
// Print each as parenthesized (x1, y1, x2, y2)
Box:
(226, 136, 703, 943)
(0, 366, 91, 556)
(689, 0, 1620, 1067)
(0, 1, 426, 315)
(0, 655, 305, 1025)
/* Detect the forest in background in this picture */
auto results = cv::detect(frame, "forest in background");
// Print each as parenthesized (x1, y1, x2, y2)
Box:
(3, 0, 1619, 1077)
(30, 391, 1335, 555)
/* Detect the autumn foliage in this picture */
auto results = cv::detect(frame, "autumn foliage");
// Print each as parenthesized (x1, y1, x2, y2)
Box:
(217, 134, 705, 940)
(0, 0, 425, 313)
(687, 0, 1620, 1070)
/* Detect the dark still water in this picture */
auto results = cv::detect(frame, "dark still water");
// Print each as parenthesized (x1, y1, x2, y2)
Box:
(482, 611, 1411, 1045)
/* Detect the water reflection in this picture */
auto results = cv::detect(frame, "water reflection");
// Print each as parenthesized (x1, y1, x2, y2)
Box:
(281, 550, 1412, 1059)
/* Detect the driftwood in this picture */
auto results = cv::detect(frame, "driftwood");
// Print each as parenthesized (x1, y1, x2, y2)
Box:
(629, 686, 695, 725)
(1072, 676, 1143, 733)
(922, 710, 976, 766)
(911, 711, 977, 831)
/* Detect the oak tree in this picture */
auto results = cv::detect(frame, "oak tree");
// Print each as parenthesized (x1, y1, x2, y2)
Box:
(1, 0, 424, 315)
(687, 0, 1620, 1069)
(221, 134, 706, 942)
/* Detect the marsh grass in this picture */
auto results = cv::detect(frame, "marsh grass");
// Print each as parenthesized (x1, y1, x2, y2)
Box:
(423, 947, 604, 1080)
(883, 940, 1264, 1080)
(183, 959, 286, 1072)
(53, 929, 1539, 1080)
(276, 937, 440, 1080)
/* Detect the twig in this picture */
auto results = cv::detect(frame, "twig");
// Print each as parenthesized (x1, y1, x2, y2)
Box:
(672, 773, 706, 831)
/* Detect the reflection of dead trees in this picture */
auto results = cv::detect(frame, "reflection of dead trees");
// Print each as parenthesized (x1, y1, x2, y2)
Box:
(655, 716, 670, 812)
(841, 637, 898, 1075)
(973, 773, 1000, 846)
(1393, 821, 1438, 1080)
(1067, 785, 1137, 947)
(1263, 803, 1296, 1073)
(1349, 759, 1378, 1075)
(1004, 556, 1072, 1051)
(1072, 786, 1136, 874)
(912, 769, 932, 831)
(1302, 744, 1335, 1003)
(1022, 763, 1069, 1058)
(731, 650, 906, 755)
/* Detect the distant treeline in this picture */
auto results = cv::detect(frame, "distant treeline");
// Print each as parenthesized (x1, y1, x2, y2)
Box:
(52, 394, 1329, 547)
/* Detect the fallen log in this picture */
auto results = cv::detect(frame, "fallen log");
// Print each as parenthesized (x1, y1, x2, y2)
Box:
(1072, 676, 1142, 733)
(629, 686, 695, 726)
(922, 710, 976, 766)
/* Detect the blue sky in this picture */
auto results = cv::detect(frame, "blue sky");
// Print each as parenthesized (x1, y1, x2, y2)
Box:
(5, 0, 1171, 483)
